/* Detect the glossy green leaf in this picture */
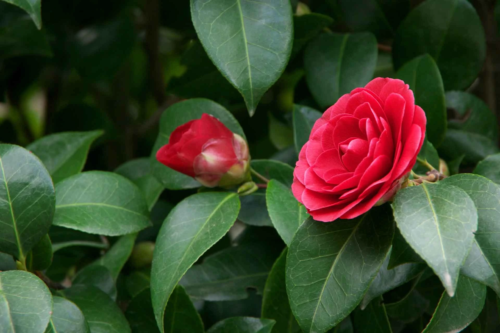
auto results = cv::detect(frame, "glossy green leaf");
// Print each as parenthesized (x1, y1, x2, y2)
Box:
(61, 285, 131, 333)
(385, 290, 429, 323)
(474, 153, 500, 184)
(286, 205, 394, 333)
(73, 265, 117, 300)
(393, 0, 486, 90)
(191, 0, 293, 115)
(53, 171, 150, 236)
(126, 270, 150, 299)
(250, 160, 294, 186)
(151, 192, 240, 332)
(89, 233, 137, 281)
(0, 252, 16, 271)
(44, 296, 89, 333)
(52, 240, 108, 252)
(181, 242, 281, 301)
(423, 275, 486, 333)
(292, 104, 322, 154)
(0, 270, 52, 333)
(207, 317, 276, 333)
(361, 251, 426, 309)
(353, 297, 391, 333)
(262, 249, 300, 333)
(150, 99, 245, 190)
(266, 179, 308, 246)
(125, 288, 159, 333)
(388, 228, 422, 269)
(396, 54, 446, 147)
(292, 13, 333, 58)
(439, 129, 499, 165)
(441, 174, 500, 296)
(0, 144, 55, 261)
(392, 182, 478, 296)
(1, 0, 42, 29)
(304, 32, 377, 109)
(27, 130, 103, 184)
(27, 234, 53, 271)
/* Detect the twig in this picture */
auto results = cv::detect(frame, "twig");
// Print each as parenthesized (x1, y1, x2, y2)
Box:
(35, 271, 67, 290)
(250, 168, 270, 183)
(377, 44, 392, 52)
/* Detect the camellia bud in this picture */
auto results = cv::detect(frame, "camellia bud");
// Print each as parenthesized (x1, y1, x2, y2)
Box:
(156, 113, 251, 188)
(439, 158, 450, 177)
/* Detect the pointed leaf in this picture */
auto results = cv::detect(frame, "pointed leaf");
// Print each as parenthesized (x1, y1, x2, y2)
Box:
(125, 289, 159, 333)
(151, 192, 240, 332)
(474, 153, 500, 184)
(292, 104, 322, 154)
(0, 271, 52, 333)
(0, 144, 55, 261)
(53, 171, 150, 236)
(292, 13, 333, 58)
(207, 317, 276, 333)
(1, 0, 42, 29)
(286, 205, 394, 333)
(392, 182, 477, 296)
(150, 99, 245, 190)
(385, 290, 429, 323)
(441, 174, 500, 296)
(423, 275, 486, 333)
(266, 179, 309, 246)
(304, 32, 377, 109)
(73, 265, 117, 300)
(27, 234, 53, 271)
(27, 130, 103, 183)
(44, 296, 89, 333)
(191, 0, 293, 115)
(353, 297, 391, 333)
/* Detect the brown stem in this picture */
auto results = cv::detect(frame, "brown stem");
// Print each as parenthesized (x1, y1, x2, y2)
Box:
(256, 183, 267, 189)
(377, 44, 392, 53)
(35, 271, 67, 290)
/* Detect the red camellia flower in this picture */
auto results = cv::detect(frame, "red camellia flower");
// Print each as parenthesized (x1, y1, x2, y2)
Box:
(156, 114, 250, 188)
(292, 78, 426, 222)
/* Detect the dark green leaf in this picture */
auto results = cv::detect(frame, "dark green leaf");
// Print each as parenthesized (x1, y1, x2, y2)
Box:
(0, 252, 16, 271)
(393, 0, 486, 90)
(203, 291, 263, 328)
(396, 54, 446, 147)
(53, 171, 150, 236)
(151, 192, 240, 332)
(61, 285, 131, 333)
(385, 290, 429, 323)
(44, 296, 89, 333)
(422, 275, 486, 333)
(27, 130, 103, 184)
(0, 16, 51, 59)
(286, 205, 394, 332)
(27, 234, 53, 271)
(1, 0, 42, 29)
(388, 228, 422, 269)
(292, 13, 333, 58)
(0, 270, 52, 333)
(392, 182, 478, 296)
(441, 174, 500, 296)
(73, 265, 117, 300)
(304, 32, 377, 109)
(0, 144, 55, 262)
(125, 288, 159, 333)
(474, 153, 500, 184)
(126, 270, 150, 299)
(250, 160, 294, 186)
(269, 114, 294, 150)
(413, 139, 439, 175)
(262, 249, 300, 333)
(292, 104, 322, 154)
(207, 317, 276, 333)
(191, 0, 293, 115)
(181, 242, 281, 301)
(52, 240, 108, 252)
(150, 99, 245, 190)
(353, 297, 391, 333)
(238, 191, 272, 227)
(439, 129, 499, 165)
(266, 179, 308, 246)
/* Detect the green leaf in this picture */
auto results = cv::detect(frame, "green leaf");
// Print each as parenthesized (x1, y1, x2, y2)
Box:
(292, 104, 322, 154)
(207, 317, 276, 333)
(126, 270, 150, 299)
(1, 0, 42, 29)
(115, 158, 163, 211)
(125, 288, 159, 333)
(422, 275, 486, 333)
(0, 270, 52, 333)
(250, 160, 294, 186)
(53, 171, 150, 236)
(385, 290, 429, 323)
(52, 240, 108, 252)
(61, 285, 131, 333)
(352, 297, 391, 333)
(361, 251, 426, 309)
(474, 153, 500, 184)
(266, 179, 309, 246)
(337, 0, 409, 38)
(441, 174, 500, 296)
(0, 144, 55, 262)
(392, 182, 478, 296)
(27, 130, 103, 184)
(150, 99, 245, 190)
(191, 0, 293, 115)
(89, 233, 137, 281)
(0, 14, 51, 59)
(292, 13, 333, 59)
(151, 192, 240, 332)
(396, 54, 446, 147)
(0, 252, 16, 271)
(439, 129, 499, 165)
(73, 265, 117, 300)
(388, 228, 422, 269)
(304, 32, 377, 109)
(27, 234, 53, 271)
(286, 205, 394, 333)
(44, 296, 89, 333)
(262, 249, 300, 333)
(269, 114, 294, 150)
(181, 242, 281, 301)
(393, 0, 486, 90)
(413, 139, 439, 175)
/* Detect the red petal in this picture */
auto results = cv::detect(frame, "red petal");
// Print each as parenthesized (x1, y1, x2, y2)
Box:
(193, 114, 233, 138)
(312, 148, 345, 179)
(357, 155, 392, 189)
(392, 124, 423, 179)
(333, 116, 364, 145)
(292, 177, 306, 204)
(156, 144, 196, 177)
(169, 120, 196, 145)
(384, 93, 406, 145)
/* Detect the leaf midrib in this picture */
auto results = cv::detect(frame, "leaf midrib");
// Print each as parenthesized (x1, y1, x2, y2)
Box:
(235, 0, 254, 109)
(56, 203, 144, 216)
(0, 278, 16, 333)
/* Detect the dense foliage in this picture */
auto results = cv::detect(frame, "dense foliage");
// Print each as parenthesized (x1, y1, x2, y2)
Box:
(1, 0, 500, 332)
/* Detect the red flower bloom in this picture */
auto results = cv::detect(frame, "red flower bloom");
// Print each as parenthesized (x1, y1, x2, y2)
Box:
(292, 78, 426, 222)
(156, 114, 250, 187)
